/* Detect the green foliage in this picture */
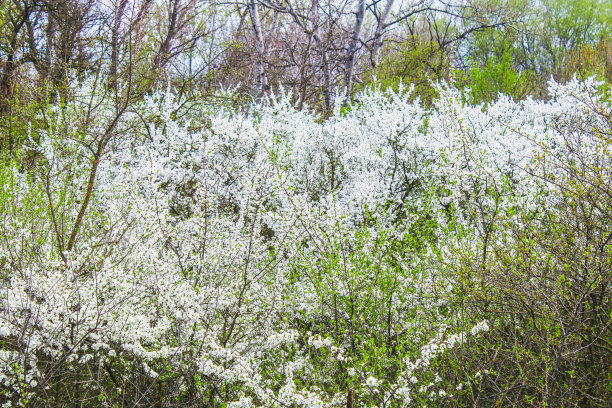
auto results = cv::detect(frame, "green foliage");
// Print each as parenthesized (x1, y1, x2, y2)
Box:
(0, 88, 50, 162)
(541, 0, 612, 50)
(280, 222, 465, 406)
(457, 46, 536, 104)
(362, 39, 450, 105)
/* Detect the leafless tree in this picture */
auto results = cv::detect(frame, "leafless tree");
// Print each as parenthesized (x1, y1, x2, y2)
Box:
(226, 0, 513, 110)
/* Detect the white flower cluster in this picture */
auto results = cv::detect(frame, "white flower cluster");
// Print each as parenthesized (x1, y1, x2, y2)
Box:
(307, 334, 333, 349)
(0, 78, 606, 406)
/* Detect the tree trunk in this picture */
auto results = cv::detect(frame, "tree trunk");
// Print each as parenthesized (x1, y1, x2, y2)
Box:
(110, 0, 128, 93)
(248, 0, 266, 96)
(308, 0, 332, 113)
(344, 0, 366, 102)
(320, 48, 332, 113)
(153, 0, 181, 70)
(370, 0, 394, 67)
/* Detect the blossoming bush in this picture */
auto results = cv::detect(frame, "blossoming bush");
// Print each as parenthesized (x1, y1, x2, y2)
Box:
(1, 79, 610, 406)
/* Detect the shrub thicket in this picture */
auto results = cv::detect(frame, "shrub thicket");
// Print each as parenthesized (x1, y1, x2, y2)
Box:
(0, 78, 610, 407)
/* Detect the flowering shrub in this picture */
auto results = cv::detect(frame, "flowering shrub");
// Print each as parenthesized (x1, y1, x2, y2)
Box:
(0, 79, 610, 406)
